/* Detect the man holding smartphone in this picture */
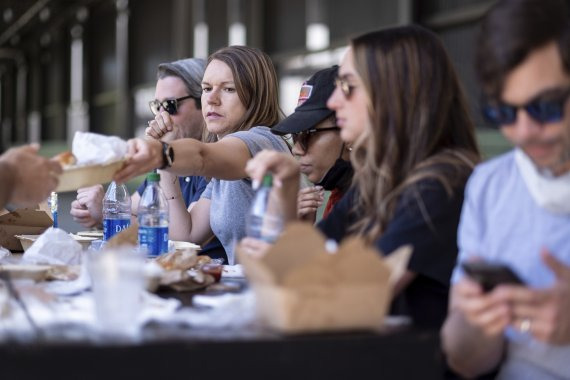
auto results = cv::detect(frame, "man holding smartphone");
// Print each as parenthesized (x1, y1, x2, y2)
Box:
(441, 0, 570, 378)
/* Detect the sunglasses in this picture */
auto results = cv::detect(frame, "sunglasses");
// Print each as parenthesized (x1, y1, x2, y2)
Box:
(149, 94, 196, 116)
(482, 88, 570, 126)
(334, 76, 356, 99)
(292, 126, 340, 152)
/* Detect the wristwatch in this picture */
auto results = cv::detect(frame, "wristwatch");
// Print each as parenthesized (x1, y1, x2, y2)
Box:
(160, 142, 175, 169)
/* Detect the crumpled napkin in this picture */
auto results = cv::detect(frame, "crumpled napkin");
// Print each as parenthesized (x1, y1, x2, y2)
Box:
(166, 291, 258, 330)
(0, 246, 10, 260)
(72, 131, 127, 165)
(23, 228, 83, 265)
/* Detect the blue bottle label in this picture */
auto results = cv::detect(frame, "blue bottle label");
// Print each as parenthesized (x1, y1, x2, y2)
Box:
(52, 211, 58, 229)
(138, 226, 169, 257)
(103, 218, 131, 241)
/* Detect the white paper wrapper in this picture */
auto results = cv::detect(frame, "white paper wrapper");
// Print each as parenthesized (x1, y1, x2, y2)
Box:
(0, 246, 10, 260)
(72, 131, 127, 165)
(23, 227, 83, 265)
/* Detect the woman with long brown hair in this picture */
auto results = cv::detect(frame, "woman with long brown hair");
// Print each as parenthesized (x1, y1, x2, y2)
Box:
(113, 46, 290, 264)
(244, 25, 480, 328)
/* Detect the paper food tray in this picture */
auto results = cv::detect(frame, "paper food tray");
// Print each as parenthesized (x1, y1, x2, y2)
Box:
(76, 230, 104, 238)
(171, 240, 201, 251)
(55, 159, 124, 192)
(15, 234, 98, 251)
(0, 263, 52, 282)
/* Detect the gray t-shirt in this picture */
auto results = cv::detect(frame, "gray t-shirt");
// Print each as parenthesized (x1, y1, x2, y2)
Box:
(201, 126, 290, 264)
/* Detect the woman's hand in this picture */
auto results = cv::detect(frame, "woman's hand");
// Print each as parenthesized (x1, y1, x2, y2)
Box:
(245, 150, 301, 223)
(113, 138, 163, 184)
(245, 150, 300, 189)
(297, 186, 324, 222)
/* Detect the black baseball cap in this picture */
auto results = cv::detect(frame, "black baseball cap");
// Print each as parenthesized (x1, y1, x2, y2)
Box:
(272, 65, 338, 135)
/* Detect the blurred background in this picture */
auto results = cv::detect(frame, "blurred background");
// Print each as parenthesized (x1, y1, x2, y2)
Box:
(0, 0, 515, 231)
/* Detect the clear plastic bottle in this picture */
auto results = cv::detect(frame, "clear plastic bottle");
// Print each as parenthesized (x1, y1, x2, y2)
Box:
(48, 191, 58, 228)
(245, 173, 283, 243)
(102, 181, 132, 241)
(137, 172, 169, 256)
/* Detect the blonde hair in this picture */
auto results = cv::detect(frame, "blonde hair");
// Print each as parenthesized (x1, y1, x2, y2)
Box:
(349, 25, 480, 242)
(208, 46, 282, 134)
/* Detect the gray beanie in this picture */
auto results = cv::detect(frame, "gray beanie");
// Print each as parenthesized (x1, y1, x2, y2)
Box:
(157, 58, 206, 108)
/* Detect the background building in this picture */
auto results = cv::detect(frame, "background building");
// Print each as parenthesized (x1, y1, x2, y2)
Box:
(0, 0, 511, 153)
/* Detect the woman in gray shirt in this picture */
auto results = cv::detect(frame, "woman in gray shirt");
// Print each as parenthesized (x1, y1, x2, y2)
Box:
(114, 46, 290, 264)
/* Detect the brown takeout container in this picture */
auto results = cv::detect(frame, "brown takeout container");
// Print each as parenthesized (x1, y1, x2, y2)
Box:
(0, 207, 53, 251)
(237, 222, 411, 334)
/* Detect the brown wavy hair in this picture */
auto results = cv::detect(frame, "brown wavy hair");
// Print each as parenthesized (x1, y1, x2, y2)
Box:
(207, 46, 282, 135)
(477, 0, 570, 100)
(349, 25, 481, 242)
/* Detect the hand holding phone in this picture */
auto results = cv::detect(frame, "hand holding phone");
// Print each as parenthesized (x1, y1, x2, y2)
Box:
(461, 261, 524, 292)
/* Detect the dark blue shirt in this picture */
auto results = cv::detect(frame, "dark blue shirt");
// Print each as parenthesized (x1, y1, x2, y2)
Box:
(137, 176, 228, 264)
(317, 179, 465, 329)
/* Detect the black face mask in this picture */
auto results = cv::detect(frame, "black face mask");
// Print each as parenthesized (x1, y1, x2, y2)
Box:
(316, 158, 353, 191)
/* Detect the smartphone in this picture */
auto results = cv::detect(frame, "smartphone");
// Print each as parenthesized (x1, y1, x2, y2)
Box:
(461, 261, 524, 292)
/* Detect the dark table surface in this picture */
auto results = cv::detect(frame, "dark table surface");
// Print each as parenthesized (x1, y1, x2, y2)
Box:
(0, 278, 446, 380)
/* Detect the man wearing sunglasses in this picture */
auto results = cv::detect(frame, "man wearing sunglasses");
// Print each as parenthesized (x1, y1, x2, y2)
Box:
(272, 66, 353, 222)
(70, 58, 226, 262)
(442, 0, 570, 379)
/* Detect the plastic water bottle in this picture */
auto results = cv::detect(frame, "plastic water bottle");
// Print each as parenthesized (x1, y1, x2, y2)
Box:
(48, 192, 58, 228)
(102, 181, 132, 241)
(138, 173, 169, 257)
(245, 173, 283, 243)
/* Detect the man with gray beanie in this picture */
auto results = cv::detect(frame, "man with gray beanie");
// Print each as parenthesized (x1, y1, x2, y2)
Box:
(71, 57, 227, 262)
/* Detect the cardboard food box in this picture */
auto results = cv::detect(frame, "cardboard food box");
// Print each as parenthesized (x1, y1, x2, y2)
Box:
(237, 222, 412, 334)
(55, 159, 124, 192)
(0, 207, 53, 251)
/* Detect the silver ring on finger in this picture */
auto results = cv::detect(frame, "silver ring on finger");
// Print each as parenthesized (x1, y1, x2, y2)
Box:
(519, 318, 532, 334)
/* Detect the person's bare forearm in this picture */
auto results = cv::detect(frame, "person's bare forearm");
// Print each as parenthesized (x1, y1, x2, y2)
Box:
(0, 161, 16, 208)
(441, 310, 505, 378)
(167, 138, 251, 180)
(159, 171, 193, 241)
(168, 139, 205, 177)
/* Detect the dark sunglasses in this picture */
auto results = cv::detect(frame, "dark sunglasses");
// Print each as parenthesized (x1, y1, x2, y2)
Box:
(292, 126, 340, 151)
(482, 88, 570, 126)
(149, 94, 196, 116)
(334, 76, 356, 99)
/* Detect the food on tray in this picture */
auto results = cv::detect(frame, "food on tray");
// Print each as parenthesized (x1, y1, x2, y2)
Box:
(155, 249, 199, 271)
(53, 151, 77, 167)
(151, 250, 218, 291)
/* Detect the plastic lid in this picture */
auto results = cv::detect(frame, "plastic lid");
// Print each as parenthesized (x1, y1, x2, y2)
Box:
(262, 173, 273, 187)
(147, 172, 160, 182)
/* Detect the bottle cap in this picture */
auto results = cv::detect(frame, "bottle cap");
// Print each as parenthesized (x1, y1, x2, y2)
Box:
(147, 172, 160, 182)
(262, 173, 273, 187)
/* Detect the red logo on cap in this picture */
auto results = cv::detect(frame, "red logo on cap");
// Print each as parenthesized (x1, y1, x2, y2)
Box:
(297, 83, 313, 106)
